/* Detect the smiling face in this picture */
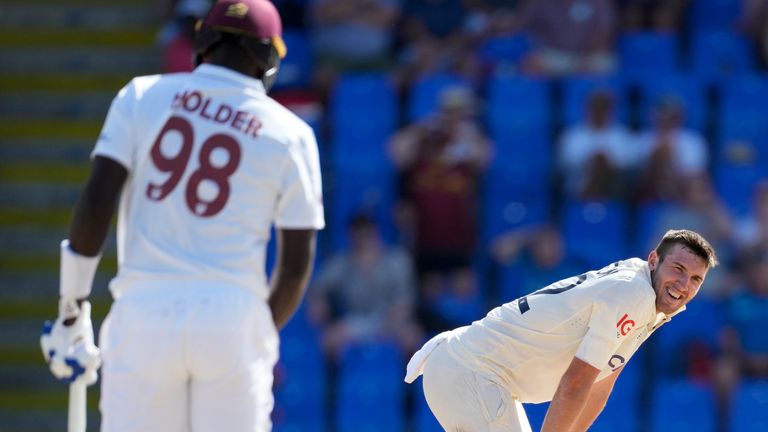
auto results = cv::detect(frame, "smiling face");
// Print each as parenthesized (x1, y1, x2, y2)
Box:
(648, 243, 709, 314)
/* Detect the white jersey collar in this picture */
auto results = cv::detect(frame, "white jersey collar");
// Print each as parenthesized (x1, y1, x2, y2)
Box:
(193, 64, 267, 94)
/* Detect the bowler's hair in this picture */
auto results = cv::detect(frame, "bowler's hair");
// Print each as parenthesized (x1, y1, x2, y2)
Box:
(654, 229, 718, 268)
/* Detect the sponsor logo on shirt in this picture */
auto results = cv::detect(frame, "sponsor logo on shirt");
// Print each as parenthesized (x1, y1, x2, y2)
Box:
(608, 354, 625, 371)
(617, 313, 635, 337)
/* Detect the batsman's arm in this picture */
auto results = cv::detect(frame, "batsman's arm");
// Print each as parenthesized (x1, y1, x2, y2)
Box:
(541, 357, 601, 432)
(268, 228, 317, 330)
(569, 367, 620, 432)
(68, 156, 128, 258)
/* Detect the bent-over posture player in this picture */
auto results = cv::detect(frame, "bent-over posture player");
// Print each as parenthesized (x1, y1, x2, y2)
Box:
(405, 229, 717, 432)
(39, 1, 324, 430)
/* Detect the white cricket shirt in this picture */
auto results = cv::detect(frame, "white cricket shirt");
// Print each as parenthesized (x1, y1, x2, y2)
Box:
(446, 258, 679, 403)
(93, 64, 325, 300)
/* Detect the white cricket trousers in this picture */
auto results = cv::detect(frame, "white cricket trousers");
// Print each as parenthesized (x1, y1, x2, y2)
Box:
(421, 342, 532, 432)
(98, 283, 278, 432)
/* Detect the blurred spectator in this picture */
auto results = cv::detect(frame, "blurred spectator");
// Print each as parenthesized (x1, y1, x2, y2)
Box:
(463, 0, 520, 37)
(516, 0, 618, 76)
(158, 0, 212, 73)
(308, 0, 399, 94)
(308, 214, 423, 361)
(714, 249, 768, 429)
(645, 174, 736, 298)
(743, 0, 768, 69)
(558, 89, 637, 200)
(619, 0, 689, 31)
(735, 179, 768, 252)
(395, 0, 485, 88)
(633, 96, 709, 203)
(389, 86, 491, 332)
(490, 224, 583, 300)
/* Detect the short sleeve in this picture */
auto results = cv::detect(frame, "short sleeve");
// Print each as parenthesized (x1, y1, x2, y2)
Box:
(275, 128, 325, 229)
(91, 82, 136, 171)
(575, 300, 620, 369)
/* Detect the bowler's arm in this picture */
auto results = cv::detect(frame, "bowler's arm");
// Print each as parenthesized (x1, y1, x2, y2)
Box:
(268, 229, 317, 329)
(541, 357, 602, 432)
(569, 367, 621, 432)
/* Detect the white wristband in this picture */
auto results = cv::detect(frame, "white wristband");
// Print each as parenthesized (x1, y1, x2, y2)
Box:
(60, 240, 101, 299)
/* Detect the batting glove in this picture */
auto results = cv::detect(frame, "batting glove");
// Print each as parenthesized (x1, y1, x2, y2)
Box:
(40, 299, 102, 385)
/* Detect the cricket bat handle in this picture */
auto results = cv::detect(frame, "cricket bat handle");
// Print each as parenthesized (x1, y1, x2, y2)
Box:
(68, 381, 87, 432)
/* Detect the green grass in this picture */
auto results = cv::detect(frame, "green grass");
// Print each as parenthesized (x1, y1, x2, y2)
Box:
(0, 29, 157, 48)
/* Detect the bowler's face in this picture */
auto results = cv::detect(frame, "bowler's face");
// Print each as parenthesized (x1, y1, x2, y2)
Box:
(648, 244, 709, 315)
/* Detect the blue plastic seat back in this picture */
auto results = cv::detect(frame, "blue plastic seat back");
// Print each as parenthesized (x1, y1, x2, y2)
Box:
(649, 380, 716, 432)
(619, 32, 679, 84)
(731, 380, 768, 432)
(562, 200, 629, 268)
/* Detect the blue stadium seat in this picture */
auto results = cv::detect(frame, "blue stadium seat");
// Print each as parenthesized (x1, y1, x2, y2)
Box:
(730, 380, 768, 432)
(632, 201, 674, 256)
(408, 73, 472, 122)
(336, 342, 405, 432)
(715, 75, 768, 217)
(273, 30, 312, 90)
(619, 32, 679, 84)
(717, 75, 768, 175)
(650, 297, 725, 376)
(274, 317, 327, 431)
(689, 0, 743, 32)
(328, 159, 396, 249)
(524, 401, 549, 431)
(592, 358, 642, 432)
(719, 75, 768, 136)
(487, 75, 551, 141)
(481, 164, 551, 243)
(560, 75, 629, 125)
(522, 360, 642, 432)
(477, 34, 533, 71)
(330, 73, 398, 159)
(650, 380, 716, 432)
(413, 379, 444, 432)
(636, 73, 707, 130)
(689, 30, 756, 85)
(720, 74, 768, 113)
(715, 163, 767, 217)
(561, 200, 629, 268)
(487, 76, 552, 177)
(273, 379, 326, 432)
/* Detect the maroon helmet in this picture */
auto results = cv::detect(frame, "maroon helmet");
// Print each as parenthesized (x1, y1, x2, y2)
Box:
(195, 0, 286, 89)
